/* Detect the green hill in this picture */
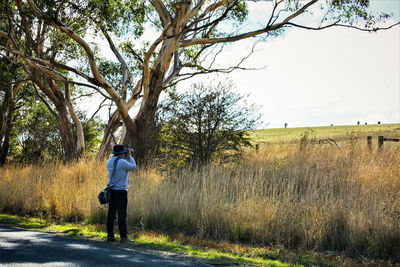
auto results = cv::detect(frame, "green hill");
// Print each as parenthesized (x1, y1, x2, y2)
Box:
(250, 123, 400, 145)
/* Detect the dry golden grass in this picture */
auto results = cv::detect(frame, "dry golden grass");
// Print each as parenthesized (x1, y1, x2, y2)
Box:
(0, 160, 104, 221)
(1, 138, 399, 260)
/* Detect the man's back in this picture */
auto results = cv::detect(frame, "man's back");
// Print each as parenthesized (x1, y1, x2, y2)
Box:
(107, 156, 136, 190)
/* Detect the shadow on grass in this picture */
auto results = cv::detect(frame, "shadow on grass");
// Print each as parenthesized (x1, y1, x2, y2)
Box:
(62, 228, 81, 235)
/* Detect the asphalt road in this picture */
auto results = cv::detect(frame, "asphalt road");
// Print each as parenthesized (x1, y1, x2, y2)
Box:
(0, 224, 212, 267)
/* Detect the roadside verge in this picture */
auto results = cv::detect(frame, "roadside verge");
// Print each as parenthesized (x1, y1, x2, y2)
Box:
(0, 213, 293, 267)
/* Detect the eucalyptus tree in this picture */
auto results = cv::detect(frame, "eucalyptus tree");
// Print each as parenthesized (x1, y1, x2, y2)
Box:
(0, 0, 89, 161)
(0, 0, 397, 162)
(0, 0, 145, 160)
(0, 56, 26, 165)
(0, 13, 27, 165)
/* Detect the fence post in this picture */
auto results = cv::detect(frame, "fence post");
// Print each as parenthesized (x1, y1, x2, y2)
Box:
(378, 136, 384, 149)
(367, 136, 372, 150)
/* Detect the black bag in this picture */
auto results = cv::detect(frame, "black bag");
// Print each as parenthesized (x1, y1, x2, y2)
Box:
(98, 188, 110, 204)
(98, 158, 120, 205)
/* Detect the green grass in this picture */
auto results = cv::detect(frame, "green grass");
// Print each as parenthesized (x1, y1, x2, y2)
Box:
(250, 123, 400, 144)
(0, 213, 296, 266)
(0, 214, 49, 229)
(133, 234, 287, 266)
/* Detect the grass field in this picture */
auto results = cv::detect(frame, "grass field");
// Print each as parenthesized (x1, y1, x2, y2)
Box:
(250, 123, 400, 145)
(1, 123, 399, 265)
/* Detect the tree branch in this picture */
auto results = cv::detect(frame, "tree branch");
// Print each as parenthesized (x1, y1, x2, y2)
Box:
(64, 81, 85, 154)
(126, 44, 144, 64)
(143, 23, 172, 100)
(31, 81, 59, 121)
(68, 82, 112, 100)
(127, 79, 143, 109)
(1, 35, 97, 85)
(335, 22, 400, 32)
(181, 0, 319, 47)
(163, 49, 184, 87)
(187, 0, 207, 20)
(167, 39, 265, 88)
(150, 0, 172, 27)
(281, 0, 318, 24)
(26, 0, 110, 88)
(0, 79, 30, 86)
(25, 0, 135, 133)
(99, 25, 129, 100)
(89, 98, 108, 122)
(285, 21, 340, 31)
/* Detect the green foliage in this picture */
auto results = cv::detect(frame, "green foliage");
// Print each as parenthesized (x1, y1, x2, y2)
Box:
(79, 113, 103, 155)
(9, 85, 103, 163)
(330, 0, 372, 23)
(228, 2, 248, 23)
(0, 214, 48, 229)
(155, 81, 260, 165)
(12, 94, 63, 163)
(86, 0, 146, 36)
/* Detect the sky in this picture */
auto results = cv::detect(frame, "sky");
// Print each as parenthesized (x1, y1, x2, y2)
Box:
(214, 0, 400, 128)
(92, 0, 400, 130)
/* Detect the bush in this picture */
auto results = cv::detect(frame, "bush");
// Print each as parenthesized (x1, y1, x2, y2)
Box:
(154, 80, 260, 166)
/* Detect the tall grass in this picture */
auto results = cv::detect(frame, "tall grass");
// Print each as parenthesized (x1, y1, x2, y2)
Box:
(0, 160, 102, 221)
(0, 139, 399, 261)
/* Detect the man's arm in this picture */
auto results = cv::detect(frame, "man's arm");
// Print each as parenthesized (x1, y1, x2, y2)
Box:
(120, 156, 137, 171)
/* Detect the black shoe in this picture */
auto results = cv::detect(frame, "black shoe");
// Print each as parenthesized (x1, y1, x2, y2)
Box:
(107, 237, 116, 242)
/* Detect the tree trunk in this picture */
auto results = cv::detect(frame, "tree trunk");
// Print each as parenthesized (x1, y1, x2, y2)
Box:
(121, 36, 178, 163)
(0, 81, 11, 165)
(0, 114, 13, 165)
(55, 101, 78, 162)
(0, 101, 9, 165)
(123, 66, 167, 163)
(64, 82, 85, 158)
(31, 74, 79, 161)
(0, 103, 13, 166)
(96, 111, 122, 160)
(0, 79, 22, 166)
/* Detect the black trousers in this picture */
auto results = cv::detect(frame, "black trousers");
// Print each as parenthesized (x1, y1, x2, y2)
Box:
(106, 190, 128, 238)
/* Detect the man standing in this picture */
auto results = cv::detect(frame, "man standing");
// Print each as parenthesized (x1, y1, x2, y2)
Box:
(106, 144, 137, 242)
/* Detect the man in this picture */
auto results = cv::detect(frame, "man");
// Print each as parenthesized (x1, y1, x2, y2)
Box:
(106, 144, 137, 242)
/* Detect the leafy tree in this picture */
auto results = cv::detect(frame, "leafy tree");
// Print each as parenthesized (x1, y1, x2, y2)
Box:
(10, 92, 103, 163)
(78, 113, 103, 156)
(0, 0, 93, 161)
(13, 98, 63, 163)
(0, 0, 397, 163)
(156, 81, 260, 165)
